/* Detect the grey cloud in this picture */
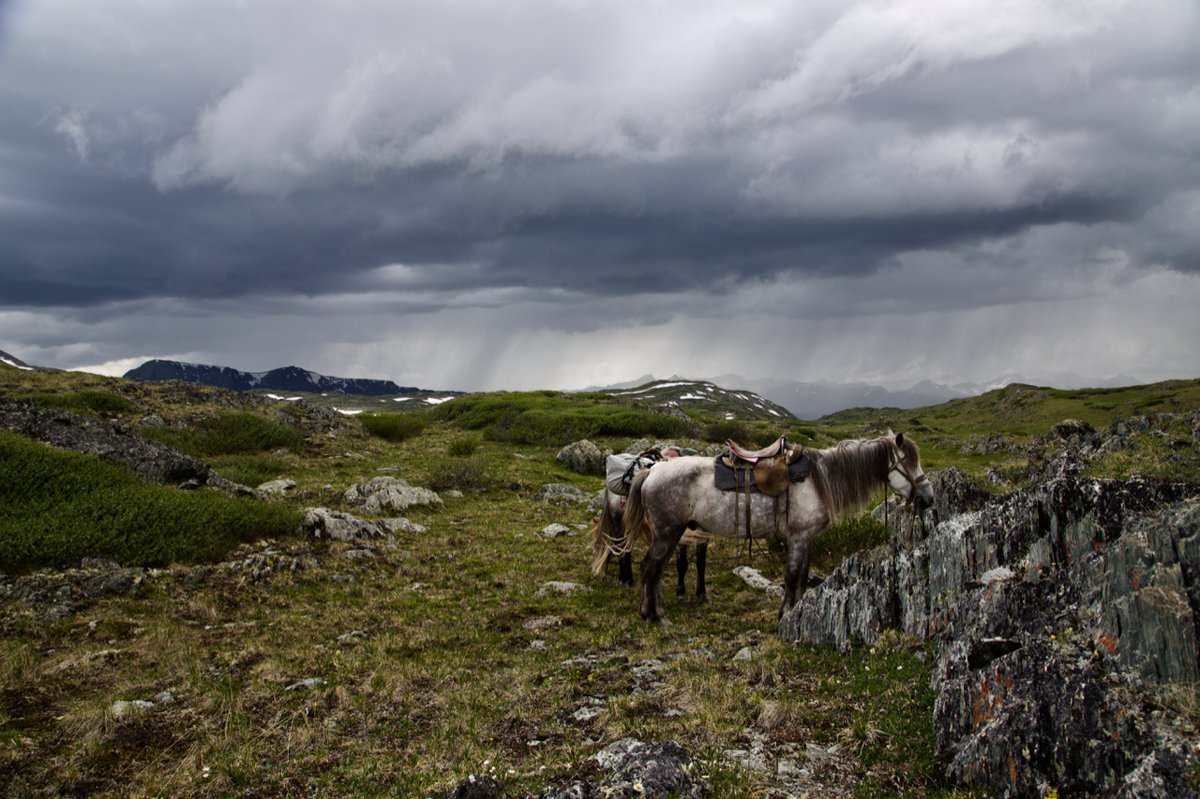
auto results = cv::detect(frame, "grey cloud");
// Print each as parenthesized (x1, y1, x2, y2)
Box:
(1, 0, 1199, 388)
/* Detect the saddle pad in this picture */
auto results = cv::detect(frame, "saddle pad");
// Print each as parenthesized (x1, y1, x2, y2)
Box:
(712, 453, 812, 492)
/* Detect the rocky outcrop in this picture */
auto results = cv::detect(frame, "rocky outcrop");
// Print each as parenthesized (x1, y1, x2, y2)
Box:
(780, 462, 1200, 796)
(445, 738, 705, 799)
(343, 477, 442, 515)
(302, 508, 387, 541)
(0, 400, 224, 488)
(556, 439, 608, 475)
(533, 484, 590, 504)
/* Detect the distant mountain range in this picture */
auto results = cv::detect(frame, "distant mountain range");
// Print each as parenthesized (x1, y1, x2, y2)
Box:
(123, 359, 413, 396)
(1, 347, 1158, 418)
(712, 373, 1144, 420)
(604, 372, 1149, 420)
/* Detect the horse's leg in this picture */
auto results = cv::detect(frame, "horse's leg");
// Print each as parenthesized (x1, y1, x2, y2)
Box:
(640, 530, 683, 622)
(781, 535, 811, 619)
(675, 545, 689, 601)
(695, 542, 708, 604)
(618, 552, 634, 586)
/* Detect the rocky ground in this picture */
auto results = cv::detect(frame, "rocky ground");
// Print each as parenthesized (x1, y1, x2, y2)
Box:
(782, 418, 1200, 797)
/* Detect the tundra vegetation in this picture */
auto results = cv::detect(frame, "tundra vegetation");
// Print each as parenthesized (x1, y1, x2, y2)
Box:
(1, 366, 1198, 797)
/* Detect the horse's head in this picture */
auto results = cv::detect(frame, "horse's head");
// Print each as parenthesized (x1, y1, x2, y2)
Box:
(886, 431, 934, 510)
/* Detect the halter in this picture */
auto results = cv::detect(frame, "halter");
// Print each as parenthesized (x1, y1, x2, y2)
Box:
(887, 440, 930, 501)
(884, 438, 934, 547)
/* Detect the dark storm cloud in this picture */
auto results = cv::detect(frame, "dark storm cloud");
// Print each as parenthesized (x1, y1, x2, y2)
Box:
(2, 0, 1199, 388)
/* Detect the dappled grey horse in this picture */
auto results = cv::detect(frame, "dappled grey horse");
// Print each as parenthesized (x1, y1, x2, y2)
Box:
(622, 432, 934, 622)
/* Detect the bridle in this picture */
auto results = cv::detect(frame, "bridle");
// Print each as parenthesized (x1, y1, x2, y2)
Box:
(887, 442, 931, 501)
(885, 439, 935, 545)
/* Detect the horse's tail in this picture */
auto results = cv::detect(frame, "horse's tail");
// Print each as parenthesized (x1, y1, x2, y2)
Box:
(622, 468, 654, 549)
(590, 489, 626, 576)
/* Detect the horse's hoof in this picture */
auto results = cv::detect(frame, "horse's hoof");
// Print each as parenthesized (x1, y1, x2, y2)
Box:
(676, 592, 690, 605)
(697, 593, 710, 605)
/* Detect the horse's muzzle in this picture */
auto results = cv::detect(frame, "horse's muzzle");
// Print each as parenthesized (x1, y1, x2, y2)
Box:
(915, 486, 935, 511)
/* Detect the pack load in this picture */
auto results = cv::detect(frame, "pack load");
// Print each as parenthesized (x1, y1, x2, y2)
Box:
(606, 448, 666, 495)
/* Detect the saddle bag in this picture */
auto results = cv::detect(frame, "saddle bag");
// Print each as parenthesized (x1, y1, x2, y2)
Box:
(605, 449, 666, 496)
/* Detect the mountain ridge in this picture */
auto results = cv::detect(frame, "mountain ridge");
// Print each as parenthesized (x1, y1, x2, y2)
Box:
(124, 359, 415, 397)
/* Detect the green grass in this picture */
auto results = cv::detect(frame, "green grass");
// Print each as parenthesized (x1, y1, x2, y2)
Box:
(0, 431, 303, 571)
(1, 365, 1197, 798)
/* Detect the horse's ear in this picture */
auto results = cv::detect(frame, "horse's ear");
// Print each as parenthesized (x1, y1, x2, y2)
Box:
(896, 432, 905, 447)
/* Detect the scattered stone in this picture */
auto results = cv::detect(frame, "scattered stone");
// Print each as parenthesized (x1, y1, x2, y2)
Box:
(733, 566, 784, 596)
(446, 774, 507, 799)
(110, 699, 155, 719)
(254, 478, 296, 497)
(531, 484, 588, 504)
(379, 517, 428, 535)
(285, 677, 327, 692)
(555, 439, 606, 475)
(154, 690, 176, 705)
(536, 581, 589, 597)
(732, 646, 754, 661)
(344, 548, 376, 560)
(524, 616, 561, 631)
(522, 738, 706, 799)
(540, 523, 572, 539)
(302, 507, 385, 541)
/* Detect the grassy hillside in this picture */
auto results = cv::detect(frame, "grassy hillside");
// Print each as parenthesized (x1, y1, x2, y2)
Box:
(1, 364, 1197, 798)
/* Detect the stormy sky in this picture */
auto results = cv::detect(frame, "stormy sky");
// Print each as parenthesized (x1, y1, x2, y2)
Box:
(2, 0, 1198, 392)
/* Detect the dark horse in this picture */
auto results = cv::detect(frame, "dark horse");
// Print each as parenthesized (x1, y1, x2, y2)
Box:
(622, 432, 934, 622)
(590, 486, 711, 602)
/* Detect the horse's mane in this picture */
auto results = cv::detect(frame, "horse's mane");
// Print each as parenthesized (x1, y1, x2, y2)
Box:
(807, 437, 896, 521)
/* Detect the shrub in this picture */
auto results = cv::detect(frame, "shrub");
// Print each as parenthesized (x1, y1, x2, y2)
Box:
(0, 432, 304, 571)
(360, 413, 427, 442)
(31, 390, 133, 416)
(142, 412, 305, 457)
(446, 437, 480, 457)
(704, 420, 753, 445)
(427, 460, 492, 492)
(210, 455, 291, 488)
(433, 392, 691, 447)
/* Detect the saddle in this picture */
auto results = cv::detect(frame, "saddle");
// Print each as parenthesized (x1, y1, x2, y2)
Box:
(714, 436, 810, 497)
(714, 436, 812, 552)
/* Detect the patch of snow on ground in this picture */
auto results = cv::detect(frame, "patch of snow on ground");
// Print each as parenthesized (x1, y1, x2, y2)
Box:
(266, 394, 302, 401)
(678, 393, 712, 401)
(424, 397, 455, 405)
(614, 381, 699, 395)
(392, 397, 413, 402)
(335, 408, 364, 416)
